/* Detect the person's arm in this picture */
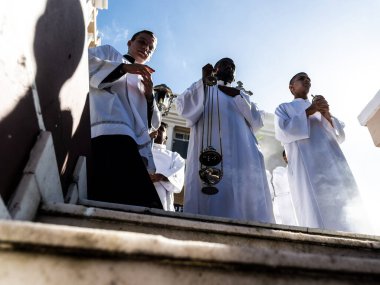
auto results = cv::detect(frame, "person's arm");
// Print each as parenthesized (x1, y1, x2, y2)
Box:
(150, 173, 169, 183)
(330, 116, 345, 143)
(101, 61, 156, 81)
(147, 96, 155, 129)
(202, 63, 214, 86)
(155, 153, 185, 193)
(218, 85, 240, 97)
(274, 103, 310, 144)
(88, 45, 124, 89)
(306, 95, 333, 126)
(175, 79, 205, 127)
(232, 91, 264, 133)
(101, 64, 124, 83)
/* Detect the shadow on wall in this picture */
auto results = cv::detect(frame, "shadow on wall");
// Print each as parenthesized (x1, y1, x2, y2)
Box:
(0, 0, 89, 202)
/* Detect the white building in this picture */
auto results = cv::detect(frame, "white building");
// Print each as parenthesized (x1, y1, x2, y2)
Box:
(358, 89, 380, 147)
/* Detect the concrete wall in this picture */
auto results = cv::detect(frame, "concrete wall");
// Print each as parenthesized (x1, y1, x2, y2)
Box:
(0, 0, 91, 201)
(358, 89, 380, 147)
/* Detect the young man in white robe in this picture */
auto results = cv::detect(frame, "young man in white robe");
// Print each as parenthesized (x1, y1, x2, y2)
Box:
(88, 30, 163, 209)
(274, 72, 371, 233)
(150, 122, 185, 211)
(175, 58, 275, 223)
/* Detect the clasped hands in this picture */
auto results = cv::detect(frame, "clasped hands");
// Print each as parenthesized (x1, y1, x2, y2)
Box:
(150, 173, 168, 183)
(306, 95, 333, 125)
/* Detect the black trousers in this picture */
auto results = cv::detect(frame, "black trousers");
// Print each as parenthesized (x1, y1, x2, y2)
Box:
(89, 135, 163, 209)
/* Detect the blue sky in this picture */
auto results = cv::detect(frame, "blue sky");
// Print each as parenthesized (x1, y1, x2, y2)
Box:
(97, 0, 380, 233)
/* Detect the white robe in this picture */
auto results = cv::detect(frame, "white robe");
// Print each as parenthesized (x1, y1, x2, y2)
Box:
(274, 98, 371, 233)
(266, 170, 282, 224)
(176, 79, 275, 223)
(152, 143, 185, 211)
(88, 45, 161, 173)
(272, 166, 298, 226)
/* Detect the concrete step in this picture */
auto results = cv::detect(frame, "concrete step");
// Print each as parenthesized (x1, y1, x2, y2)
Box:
(1, 216, 380, 285)
(36, 202, 380, 261)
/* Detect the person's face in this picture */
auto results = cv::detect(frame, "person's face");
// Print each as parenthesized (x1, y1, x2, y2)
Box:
(289, 73, 311, 99)
(127, 33, 157, 64)
(154, 125, 167, 144)
(215, 59, 236, 83)
(283, 153, 288, 164)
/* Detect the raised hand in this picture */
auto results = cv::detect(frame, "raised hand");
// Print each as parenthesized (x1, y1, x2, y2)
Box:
(307, 95, 333, 125)
(122, 63, 155, 98)
(140, 73, 154, 99)
(122, 63, 155, 78)
(150, 130, 158, 139)
(202, 63, 214, 82)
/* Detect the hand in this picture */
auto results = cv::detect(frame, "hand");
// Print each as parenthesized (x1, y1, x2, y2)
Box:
(122, 63, 155, 78)
(307, 95, 333, 125)
(150, 173, 168, 183)
(202, 63, 214, 82)
(122, 63, 154, 97)
(141, 74, 154, 98)
(313, 95, 329, 110)
(218, 85, 240, 97)
(150, 130, 158, 139)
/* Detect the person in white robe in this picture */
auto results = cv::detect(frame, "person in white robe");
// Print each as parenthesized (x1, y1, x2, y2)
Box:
(274, 72, 371, 233)
(88, 30, 162, 209)
(265, 170, 282, 224)
(150, 122, 185, 211)
(175, 58, 275, 223)
(271, 150, 298, 226)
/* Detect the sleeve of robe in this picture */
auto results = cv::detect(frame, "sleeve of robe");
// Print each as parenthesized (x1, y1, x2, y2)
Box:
(159, 152, 185, 194)
(275, 102, 346, 145)
(89, 45, 161, 130)
(331, 115, 345, 144)
(233, 91, 264, 133)
(274, 103, 310, 144)
(148, 101, 161, 131)
(175, 79, 205, 127)
(88, 45, 123, 89)
(319, 113, 346, 144)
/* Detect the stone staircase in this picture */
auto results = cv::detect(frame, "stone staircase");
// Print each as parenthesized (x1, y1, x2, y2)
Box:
(1, 131, 380, 284)
(1, 201, 380, 284)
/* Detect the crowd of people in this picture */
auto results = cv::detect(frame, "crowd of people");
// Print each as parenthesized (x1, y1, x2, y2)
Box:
(87, 29, 372, 234)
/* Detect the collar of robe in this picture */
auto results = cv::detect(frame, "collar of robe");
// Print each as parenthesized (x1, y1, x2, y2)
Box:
(216, 80, 231, 87)
(153, 143, 167, 150)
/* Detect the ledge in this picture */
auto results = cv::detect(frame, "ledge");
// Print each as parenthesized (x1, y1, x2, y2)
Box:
(1, 219, 380, 275)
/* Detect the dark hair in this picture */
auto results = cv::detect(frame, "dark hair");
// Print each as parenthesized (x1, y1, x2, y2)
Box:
(289, 72, 307, 85)
(214, 57, 234, 68)
(130, 30, 156, 41)
(160, 121, 168, 128)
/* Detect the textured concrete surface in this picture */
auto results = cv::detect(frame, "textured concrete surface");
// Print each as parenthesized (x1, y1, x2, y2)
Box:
(1, 220, 380, 285)
(37, 202, 380, 260)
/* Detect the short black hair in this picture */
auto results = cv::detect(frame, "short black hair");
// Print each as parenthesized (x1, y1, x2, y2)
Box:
(130, 30, 156, 41)
(214, 57, 234, 69)
(289, 72, 307, 85)
(160, 121, 168, 129)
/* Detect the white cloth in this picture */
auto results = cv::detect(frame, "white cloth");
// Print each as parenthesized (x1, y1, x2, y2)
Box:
(272, 166, 298, 226)
(266, 170, 282, 224)
(88, 45, 161, 173)
(152, 143, 185, 211)
(176, 79, 275, 223)
(274, 98, 371, 233)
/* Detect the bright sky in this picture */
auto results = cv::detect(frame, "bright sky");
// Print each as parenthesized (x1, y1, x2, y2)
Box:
(97, 0, 380, 234)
